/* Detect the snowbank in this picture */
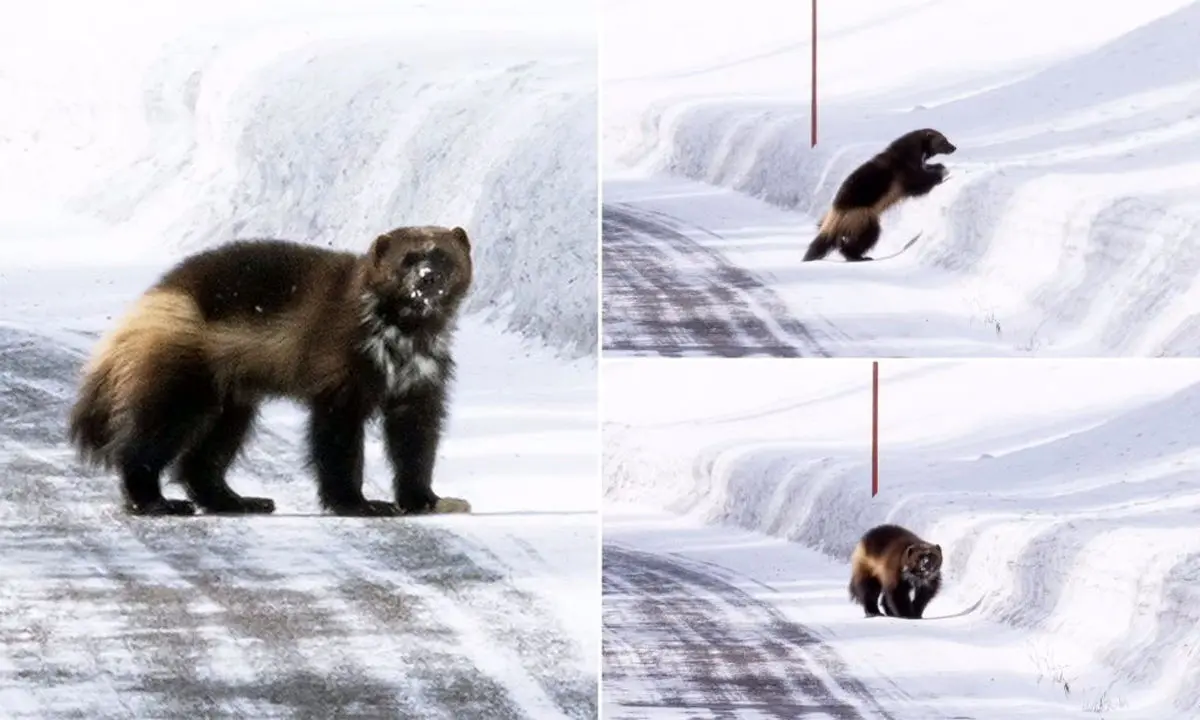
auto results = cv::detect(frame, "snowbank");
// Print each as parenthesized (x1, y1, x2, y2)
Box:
(603, 359, 1200, 716)
(604, 0, 1200, 356)
(0, 0, 597, 358)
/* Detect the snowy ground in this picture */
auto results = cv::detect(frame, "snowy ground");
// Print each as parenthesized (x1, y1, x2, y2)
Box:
(0, 1, 598, 717)
(602, 0, 1200, 357)
(603, 359, 1200, 719)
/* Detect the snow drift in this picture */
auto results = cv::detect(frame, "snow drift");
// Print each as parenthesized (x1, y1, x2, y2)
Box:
(0, 0, 597, 358)
(603, 359, 1200, 717)
(603, 0, 1200, 356)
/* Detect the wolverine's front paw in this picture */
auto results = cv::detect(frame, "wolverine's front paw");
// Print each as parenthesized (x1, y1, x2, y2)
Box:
(396, 493, 471, 515)
(432, 496, 471, 514)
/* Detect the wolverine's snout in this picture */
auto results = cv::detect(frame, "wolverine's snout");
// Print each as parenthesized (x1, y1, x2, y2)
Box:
(400, 250, 457, 312)
(405, 262, 447, 305)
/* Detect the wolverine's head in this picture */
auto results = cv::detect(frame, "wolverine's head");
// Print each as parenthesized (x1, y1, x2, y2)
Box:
(917, 128, 956, 162)
(902, 542, 943, 581)
(361, 225, 473, 327)
(889, 128, 956, 166)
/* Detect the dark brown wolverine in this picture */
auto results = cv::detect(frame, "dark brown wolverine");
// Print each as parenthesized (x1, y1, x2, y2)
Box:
(67, 225, 474, 517)
(849, 523, 943, 618)
(803, 128, 956, 262)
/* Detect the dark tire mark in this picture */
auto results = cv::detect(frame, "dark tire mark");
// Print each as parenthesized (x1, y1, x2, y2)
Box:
(603, 544, 896, 720)
(602, 203, 829, 357)
(0, 326, 595, 720)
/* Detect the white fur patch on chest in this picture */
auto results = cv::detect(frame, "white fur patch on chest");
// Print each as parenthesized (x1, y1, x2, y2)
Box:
(363, 326, 445, 396)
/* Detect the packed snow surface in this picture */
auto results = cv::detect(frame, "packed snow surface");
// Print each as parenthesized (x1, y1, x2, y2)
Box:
(604, 358, 1200, 718)
(0, 1, 598, 717)
(603, 0, 1200, 356)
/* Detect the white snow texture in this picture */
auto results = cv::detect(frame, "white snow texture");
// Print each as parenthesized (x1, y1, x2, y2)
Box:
(0, 0, 597, 357)
(604, 0, 1200, 356)
(604, 359, 1200, 718)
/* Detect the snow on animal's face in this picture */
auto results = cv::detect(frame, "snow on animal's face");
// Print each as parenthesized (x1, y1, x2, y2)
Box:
(904, 542, 943, 581)
(362, 225, 473, 324)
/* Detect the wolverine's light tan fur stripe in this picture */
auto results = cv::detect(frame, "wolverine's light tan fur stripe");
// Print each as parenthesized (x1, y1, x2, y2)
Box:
(818, 178, 905, 238)
(75, 290, 205, 461)
(850, 541, 901, 590)
(80, 288, 343, 410)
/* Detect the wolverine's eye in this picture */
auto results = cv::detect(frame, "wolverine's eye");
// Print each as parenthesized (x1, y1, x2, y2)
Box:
(400, 252, 422, 269)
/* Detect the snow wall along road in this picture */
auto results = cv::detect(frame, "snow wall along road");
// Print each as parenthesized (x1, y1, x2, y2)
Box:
(0, 0, 598, 359)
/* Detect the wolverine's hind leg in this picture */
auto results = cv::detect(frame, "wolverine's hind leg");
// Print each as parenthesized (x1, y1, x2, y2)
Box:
(117, 350, 219, 516)
(839, 217, 881, 262)
(851, 574, 884, 617)
(803, 232, 838, 262)
(173, 401, 275, 514)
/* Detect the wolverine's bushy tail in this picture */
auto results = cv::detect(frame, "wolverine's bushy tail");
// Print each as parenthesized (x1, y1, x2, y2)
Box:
(66, 289, 204, 469)
(67, 361, 120, 468)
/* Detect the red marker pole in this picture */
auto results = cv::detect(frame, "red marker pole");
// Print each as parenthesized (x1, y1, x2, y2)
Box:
(872, 361, 879, 497)
(811, 0, 818, 147)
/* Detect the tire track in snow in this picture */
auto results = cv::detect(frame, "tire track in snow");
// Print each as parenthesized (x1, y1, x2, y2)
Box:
(602, 203, 829, 357)
(0, 327, 595, 720)
(602, 544, 896, 720)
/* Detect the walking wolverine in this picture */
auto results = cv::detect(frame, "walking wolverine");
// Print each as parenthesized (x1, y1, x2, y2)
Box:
(803, 128, 956, 262)
(849, 523, 943, 618)
(67, 225, 474, 517)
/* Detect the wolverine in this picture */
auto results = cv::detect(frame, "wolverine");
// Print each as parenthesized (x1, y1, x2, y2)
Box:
(67, 225, 474, 517)
(803, 128, 956, 262)
(848, 523, 943, 619)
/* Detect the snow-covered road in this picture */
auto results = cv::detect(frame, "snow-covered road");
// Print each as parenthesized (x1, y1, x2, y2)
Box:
(603, 540, 896, 719)
(602, 201, 827, 357)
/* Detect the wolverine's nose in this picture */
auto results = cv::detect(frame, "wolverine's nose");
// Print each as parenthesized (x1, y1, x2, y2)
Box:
(417, 265, 442, 288)
(410, 263, 448, 302)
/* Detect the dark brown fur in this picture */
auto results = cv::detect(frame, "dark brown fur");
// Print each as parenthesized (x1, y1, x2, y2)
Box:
(848, 523, 943, 619)
(803, 128, 956, 262)
(67, 225, 473, 517)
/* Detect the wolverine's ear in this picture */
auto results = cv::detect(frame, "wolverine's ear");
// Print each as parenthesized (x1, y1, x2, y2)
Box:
(370, 234, 392, 265)
(450, 226, 470, 252)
